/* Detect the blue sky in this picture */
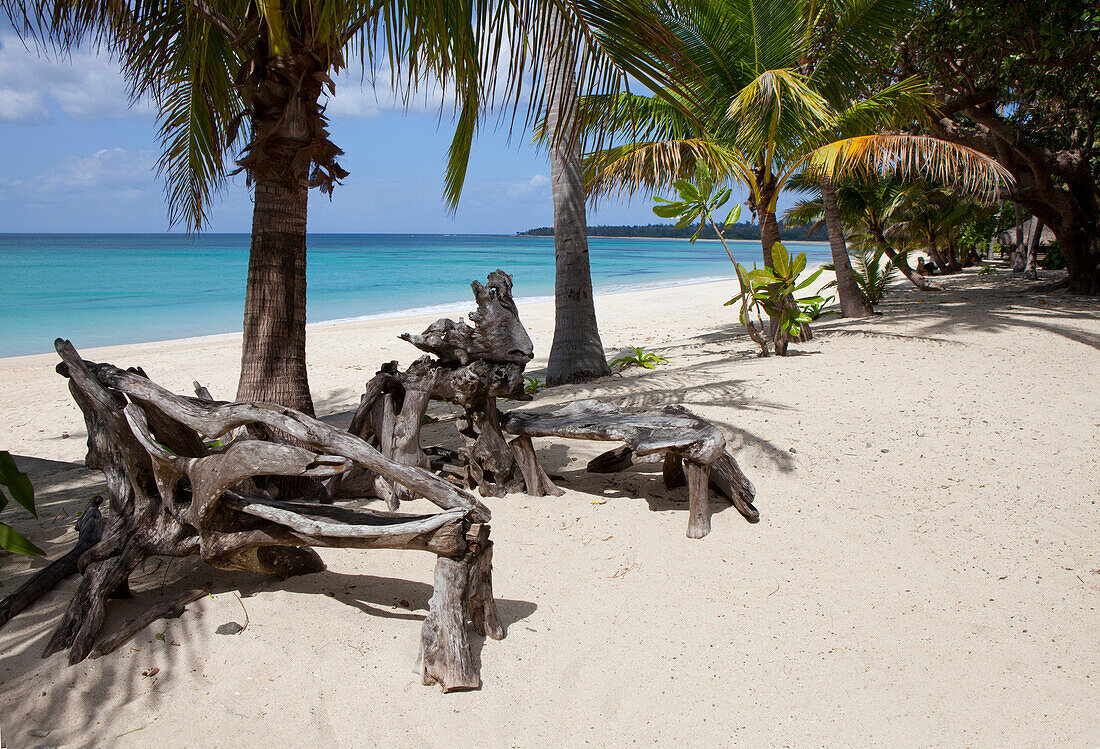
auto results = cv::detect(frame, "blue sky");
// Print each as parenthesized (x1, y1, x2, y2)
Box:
(0, 31, 778, 234)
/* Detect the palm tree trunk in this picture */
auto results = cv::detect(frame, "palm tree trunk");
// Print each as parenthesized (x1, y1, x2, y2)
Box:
(1024, 218, 1043, 280)
(927, 238, 951, 274)
(882, 244, 942, 291)
(236, 175, 315, 415)
(821, 178, 874, 317)
(544, 11, 611, 385)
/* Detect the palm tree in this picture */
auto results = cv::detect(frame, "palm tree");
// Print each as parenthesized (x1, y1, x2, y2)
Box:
(6, 0, 638, 410)
(785, 176, 943, 290)
(543, 8, 611, 385)
(578, 0, 1009, 338)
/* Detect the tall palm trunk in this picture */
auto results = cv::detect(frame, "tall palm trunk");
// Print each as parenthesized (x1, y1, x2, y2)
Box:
(545, 12, 611, 385)
(236, 174, 315, 416)
(821, 177, 874, 317)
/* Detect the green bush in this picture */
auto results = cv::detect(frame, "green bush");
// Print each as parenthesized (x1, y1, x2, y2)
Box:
(1041, 242, 1065, 270)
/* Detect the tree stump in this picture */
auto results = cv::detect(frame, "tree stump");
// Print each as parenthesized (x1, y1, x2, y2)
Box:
(339, 270, 550, 500)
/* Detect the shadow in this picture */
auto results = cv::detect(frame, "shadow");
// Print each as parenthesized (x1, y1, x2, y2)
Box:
(837, 269, 1100, 350)
(275, 570, 536, 636)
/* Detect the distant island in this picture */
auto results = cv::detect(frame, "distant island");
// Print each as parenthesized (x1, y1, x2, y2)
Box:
(517, 221, 828, 241)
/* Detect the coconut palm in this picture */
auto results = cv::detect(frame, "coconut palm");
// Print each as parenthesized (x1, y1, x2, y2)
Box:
(785, 176, 943, 291)
(577, 0, 1010, 338)
(5, 0, 653, 410)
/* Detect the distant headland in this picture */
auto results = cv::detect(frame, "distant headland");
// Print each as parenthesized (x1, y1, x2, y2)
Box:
(517, 221, 828, 241)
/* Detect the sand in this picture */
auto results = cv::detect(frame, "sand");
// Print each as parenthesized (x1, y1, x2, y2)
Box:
(1, 269, 1097, 747)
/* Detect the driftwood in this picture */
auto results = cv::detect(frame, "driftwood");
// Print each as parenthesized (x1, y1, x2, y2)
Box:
(502, 400, 758, 538)
(89, 586, 209, 659)
(20, 340, 503, 690)
(0, 498, 103, 630)
(339, 270, 546, 500)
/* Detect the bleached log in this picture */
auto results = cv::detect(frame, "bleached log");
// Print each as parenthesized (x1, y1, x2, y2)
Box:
(502, 399, 759, 536)
(89, 587, 209, 659)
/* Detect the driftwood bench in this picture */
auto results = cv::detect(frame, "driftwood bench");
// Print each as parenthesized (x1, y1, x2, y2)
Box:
(502, 400, 758, 538)
(10, 340, 503, 691)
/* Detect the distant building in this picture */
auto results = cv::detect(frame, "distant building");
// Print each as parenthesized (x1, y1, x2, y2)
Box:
(995, 216, 1056, 248)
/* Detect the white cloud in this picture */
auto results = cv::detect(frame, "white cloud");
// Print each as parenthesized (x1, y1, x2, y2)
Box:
(0, 147, 158, 199)
(323, 67, 455, 119)
(506, 173, 550, 199)
(0, 87, 49, 125)
(0, 34, 151, 124)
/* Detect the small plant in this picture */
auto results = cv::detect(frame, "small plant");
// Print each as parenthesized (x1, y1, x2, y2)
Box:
(523, 376, 548, 395)
(850, 246, 899, 303)
(610, 346, 670, 371)
(803, 294, 839, 320)
(727, 242, 827, 354)
(0, 451, 45, 556)
(653, 163, 773, 355)
(977, 264, 996, 276)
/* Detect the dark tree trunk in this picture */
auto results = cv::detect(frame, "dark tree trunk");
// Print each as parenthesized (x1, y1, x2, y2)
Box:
(544, 11, 611, 386)
(236, 175, 314, 415)
(1055, 223, 1100, 293)
(881, 243, 942, 291)
(760, 207, 781, 268)
(821, 177, 874, 317)
(1024, 218, 1043, 280)
(927, 239, 951, 274)
(1012, 202, 1027, 272)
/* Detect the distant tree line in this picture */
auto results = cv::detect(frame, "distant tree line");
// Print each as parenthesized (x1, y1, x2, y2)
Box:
(517, 221, 829, 240)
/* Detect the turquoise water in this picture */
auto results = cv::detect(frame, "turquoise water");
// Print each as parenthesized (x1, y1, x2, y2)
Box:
(0, 234, 829, 357)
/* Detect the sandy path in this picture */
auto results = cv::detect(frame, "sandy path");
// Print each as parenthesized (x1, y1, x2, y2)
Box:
(1, 270, 1097, 747)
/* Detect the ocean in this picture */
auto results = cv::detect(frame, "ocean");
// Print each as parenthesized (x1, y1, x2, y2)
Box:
(0, 233, 830, 357)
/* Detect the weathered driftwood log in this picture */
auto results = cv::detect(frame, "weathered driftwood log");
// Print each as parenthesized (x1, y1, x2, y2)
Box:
(418, 525, 503, 691)
(339, 270, 543, 500)
(501, 399, 759, 538)
(0, 498, 103, 630)
(89, 586, 209, 659)
(27, 340, 502, 689)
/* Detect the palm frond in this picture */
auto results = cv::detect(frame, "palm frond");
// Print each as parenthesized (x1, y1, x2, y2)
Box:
(799, 134, 1014, 203)
(583, 137, 751, 201)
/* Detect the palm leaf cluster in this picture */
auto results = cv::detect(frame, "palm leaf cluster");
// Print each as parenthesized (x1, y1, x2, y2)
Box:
(574, 0, 1011, 242)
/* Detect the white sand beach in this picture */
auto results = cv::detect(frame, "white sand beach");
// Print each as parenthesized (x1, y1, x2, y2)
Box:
(1, 270, 1097, 747)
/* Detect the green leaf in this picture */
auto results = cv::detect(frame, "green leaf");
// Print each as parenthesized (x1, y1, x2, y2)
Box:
(794, 268, 824, 291)
(798, 295, 826, 306)
(673, 179, 699, 201)
(0, 451, 35, 518)
(724, 297, 739, 307)
(674, 209, 701, 228)
(791, 252, 807, 279)
(653, 203, 687, 219)
(0, 521, 45, 556)
(771, 242, 790, 277)
(724, 204, 742, 227)
(710, 187, 731, 210)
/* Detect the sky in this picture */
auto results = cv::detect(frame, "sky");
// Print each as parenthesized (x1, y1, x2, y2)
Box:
(0, 30, 778, 235)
